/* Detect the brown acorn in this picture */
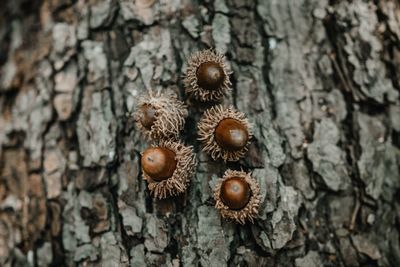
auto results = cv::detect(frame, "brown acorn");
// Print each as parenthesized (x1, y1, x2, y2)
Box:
(141, 140, 197, 199)
(214, 169, 261, 224)
(198, 105, 252, 162)
(220, 176, 251, 210)
(138, 104, 157, 130)
(184, 49, 232, 102)
(141, 147, 177, 182)
(135, 91, 188, 140)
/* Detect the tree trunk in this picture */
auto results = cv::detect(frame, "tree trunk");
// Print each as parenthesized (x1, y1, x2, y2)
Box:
(1, 0, 400, 266)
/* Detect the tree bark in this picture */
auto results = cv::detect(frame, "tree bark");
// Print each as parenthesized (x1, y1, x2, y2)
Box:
(0, 0, 400, 266)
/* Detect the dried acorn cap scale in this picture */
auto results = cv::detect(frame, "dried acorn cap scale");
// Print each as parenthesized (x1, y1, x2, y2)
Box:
(198, 105, 252, 162)
(141, 140, 197, 199)
(214, 170, 261, 224)
(184, 49, 232, 102)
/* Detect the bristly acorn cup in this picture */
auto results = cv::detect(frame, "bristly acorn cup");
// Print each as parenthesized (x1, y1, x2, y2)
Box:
(184, 49, 232, 102)
(135, 90, 188, 141)
(214, 169, 261, 224)
(141, 140, 197, 199)
(198, 105, 252, 162)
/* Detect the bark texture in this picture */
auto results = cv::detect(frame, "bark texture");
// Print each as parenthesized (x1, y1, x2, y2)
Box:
(0, 0, 400, 266)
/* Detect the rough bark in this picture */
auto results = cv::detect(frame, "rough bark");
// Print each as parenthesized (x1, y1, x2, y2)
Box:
(0, 0, 400, 266)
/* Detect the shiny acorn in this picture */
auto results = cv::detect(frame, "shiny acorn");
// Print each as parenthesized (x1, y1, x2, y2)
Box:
(196, 61, 225, 91)
(141, 140, 197, 199)
(198, 105, 252, 162)
(214, 170, 261, 224)
(184, 49, 231, 102)
(141, 147, 177, 182)
(135, 91, 188, 141)
(215, 118, 249, 152)
(220, 176, 251, 210)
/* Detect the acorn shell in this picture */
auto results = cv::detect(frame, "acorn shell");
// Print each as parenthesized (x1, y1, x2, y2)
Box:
(142, 140, 197, 199)
(197, 105, 252, 162)
(135, 91, 188, 141)
(214, 169, 261, 224)
(220, 176, 251, 210)
(141, 147, 177, 182)
(184, 49, 232, 102)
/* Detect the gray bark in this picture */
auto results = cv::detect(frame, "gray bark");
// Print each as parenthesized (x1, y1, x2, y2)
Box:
(0, 0, 400, 266)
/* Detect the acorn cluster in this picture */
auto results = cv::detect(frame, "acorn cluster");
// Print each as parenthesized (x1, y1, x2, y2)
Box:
(134, 49, 261, 224)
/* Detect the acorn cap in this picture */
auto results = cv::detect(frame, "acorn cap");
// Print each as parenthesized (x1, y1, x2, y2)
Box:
(214, 169, 261, 224)
(135, 91, 188, 141)
(198, 105, 252, 162)
(142, 140, 197, 199)
(184, 49, 232, 102)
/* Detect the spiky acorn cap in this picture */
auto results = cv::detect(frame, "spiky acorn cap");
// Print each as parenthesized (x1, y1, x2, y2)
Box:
(198, 105, 252, 162)
(141, 140, 197, 199)
(135, 91, 188, 141)
(214, 169, 261, 224)
(184, 49, 232, 102)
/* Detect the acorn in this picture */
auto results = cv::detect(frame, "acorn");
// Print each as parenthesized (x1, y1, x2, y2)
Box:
(198, 105, 252, 162)
(139, 104, 157, 130)
(141, 140, 197, 199)
(214, 169, 261, 224)
(215, 118, 249, 152)
(141, 147, 177, 182)
(184, 49, 232, 102)
(135, 91, 188, 140)
(220, 176, 251, 210)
